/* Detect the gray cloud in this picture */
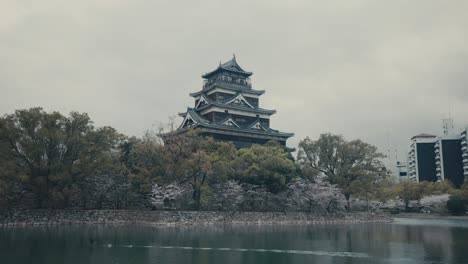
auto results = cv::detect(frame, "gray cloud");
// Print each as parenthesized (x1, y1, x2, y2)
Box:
(1, 0, 468, 169)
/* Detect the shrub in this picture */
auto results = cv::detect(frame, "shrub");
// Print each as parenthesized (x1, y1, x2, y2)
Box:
(420, 194, 450, 214)
(446, 195, 466, 216)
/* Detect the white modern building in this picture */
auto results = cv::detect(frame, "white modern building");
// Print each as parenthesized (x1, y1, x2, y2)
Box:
(396, 161, 408, 181)
(433, 119, 464, 187)
(407, 134, 438, 182)
(434, 135, 464, 187)
(462, 127, 468, 179)
(406, 119, 466, 187)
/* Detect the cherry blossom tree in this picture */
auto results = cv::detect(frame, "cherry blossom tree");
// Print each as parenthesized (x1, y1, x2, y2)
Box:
(420, 194, 450, 214)
(149, 183, 184, 210)
(286, 177, 346, 214)
(211, 180, 244, 211)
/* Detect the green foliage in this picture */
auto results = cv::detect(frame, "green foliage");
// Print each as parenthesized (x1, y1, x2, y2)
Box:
(363, 180, 457, 212)
(451, 182, 468, 201)
(149, 130, 239, 210)
(3, 107, 415, 213)
(371, 178, 397, 203)
(446, 195, 466, 216)
(297, 133, 386, 209)
(233, 142, 298, 193)
(0, 107, 125, 209)
(123, 134, 166, 195)
(392, 180, 455, 211)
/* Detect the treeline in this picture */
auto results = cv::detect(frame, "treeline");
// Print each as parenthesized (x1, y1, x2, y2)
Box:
(0, 107, 467, 214)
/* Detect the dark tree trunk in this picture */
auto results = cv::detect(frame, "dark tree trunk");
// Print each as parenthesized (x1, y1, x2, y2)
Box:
(192, 188, 201, 210)
(345, 193, 351, 211)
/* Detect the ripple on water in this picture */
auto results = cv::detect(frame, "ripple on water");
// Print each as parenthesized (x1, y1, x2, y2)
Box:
(96, 244, 369, 258)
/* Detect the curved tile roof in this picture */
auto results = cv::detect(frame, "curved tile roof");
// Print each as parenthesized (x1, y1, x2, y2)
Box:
(197, 101, 276, 115)
(202, 56, 253, 78)
(180, 108, 293, 138)
(190, 82, 265, 97)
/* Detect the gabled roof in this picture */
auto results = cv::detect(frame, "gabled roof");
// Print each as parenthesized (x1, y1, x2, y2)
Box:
(194, 92, 257, 110)
(218, 116, 240, 128)
(224, 93, 254, 108)
(247, 119, 268, 131)
(195, 93, 210, 108)
(202, 55, 253, 79)
(190, 83, 265, 97)
(178, 108, 210, 129)
(197, 101, 276, 115)
(177, 109, 293, 138)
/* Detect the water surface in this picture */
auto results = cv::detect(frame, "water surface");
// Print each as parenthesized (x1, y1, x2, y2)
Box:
(1, 218, 467, 264)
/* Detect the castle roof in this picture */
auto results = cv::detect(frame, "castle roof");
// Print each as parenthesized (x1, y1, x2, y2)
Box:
(179, 108, 293, 138)
(194, 93, 276, 115)
(190, 82, 265, 97)
(202, 56, 253, 79)
(174, 56, 293, 147)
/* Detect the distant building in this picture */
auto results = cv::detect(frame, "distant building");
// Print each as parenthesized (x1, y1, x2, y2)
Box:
(406, 118, 467, 187)
(434, 135, 464, 187)
(396, 161, 408, 179)
(408, 134, 438, 182)
(461, 127, 468, 180)
(172, 55, 293, 148)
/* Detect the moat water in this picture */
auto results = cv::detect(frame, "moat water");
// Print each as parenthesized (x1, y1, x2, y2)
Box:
(1, 217, 468, 264)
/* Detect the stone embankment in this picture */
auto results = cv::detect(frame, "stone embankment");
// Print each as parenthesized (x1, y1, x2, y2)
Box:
(0, 210, 392, 226)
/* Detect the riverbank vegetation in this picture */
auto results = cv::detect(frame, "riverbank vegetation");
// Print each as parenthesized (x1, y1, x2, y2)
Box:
(0, 107, 467, 215)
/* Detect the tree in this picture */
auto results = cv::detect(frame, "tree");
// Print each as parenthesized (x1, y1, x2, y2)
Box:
(447, 195, 466, 216)
(233, 142, 298, 194)
(371, 178, 397, 204)
(420, 194, 449, 214)
(393, 181, 455, 212)
(0, 107, 125, 208)
(211, 180, 244, 211)
(240, 184, 284, 212)
(395, 181, 422, 211)
(149, 183, 184, 210)
(123, 133, 166, 196)
(297, 133, 386, 210)
(162, 130, 238, 210)
(286, 177, 345, 214)
(0, 138, 28, 208)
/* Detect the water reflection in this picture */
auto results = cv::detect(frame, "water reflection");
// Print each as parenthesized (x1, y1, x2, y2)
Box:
(0, 218, 467, 264)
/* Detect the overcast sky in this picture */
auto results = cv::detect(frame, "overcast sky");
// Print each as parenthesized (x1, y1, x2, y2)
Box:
(1, 0, 468, 167)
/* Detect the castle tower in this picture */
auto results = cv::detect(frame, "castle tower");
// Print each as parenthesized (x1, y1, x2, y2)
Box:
(175, 56, 293, 147)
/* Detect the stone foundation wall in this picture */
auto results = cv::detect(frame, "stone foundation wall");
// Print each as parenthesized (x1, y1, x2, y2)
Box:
(0, 210, 392, 226)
